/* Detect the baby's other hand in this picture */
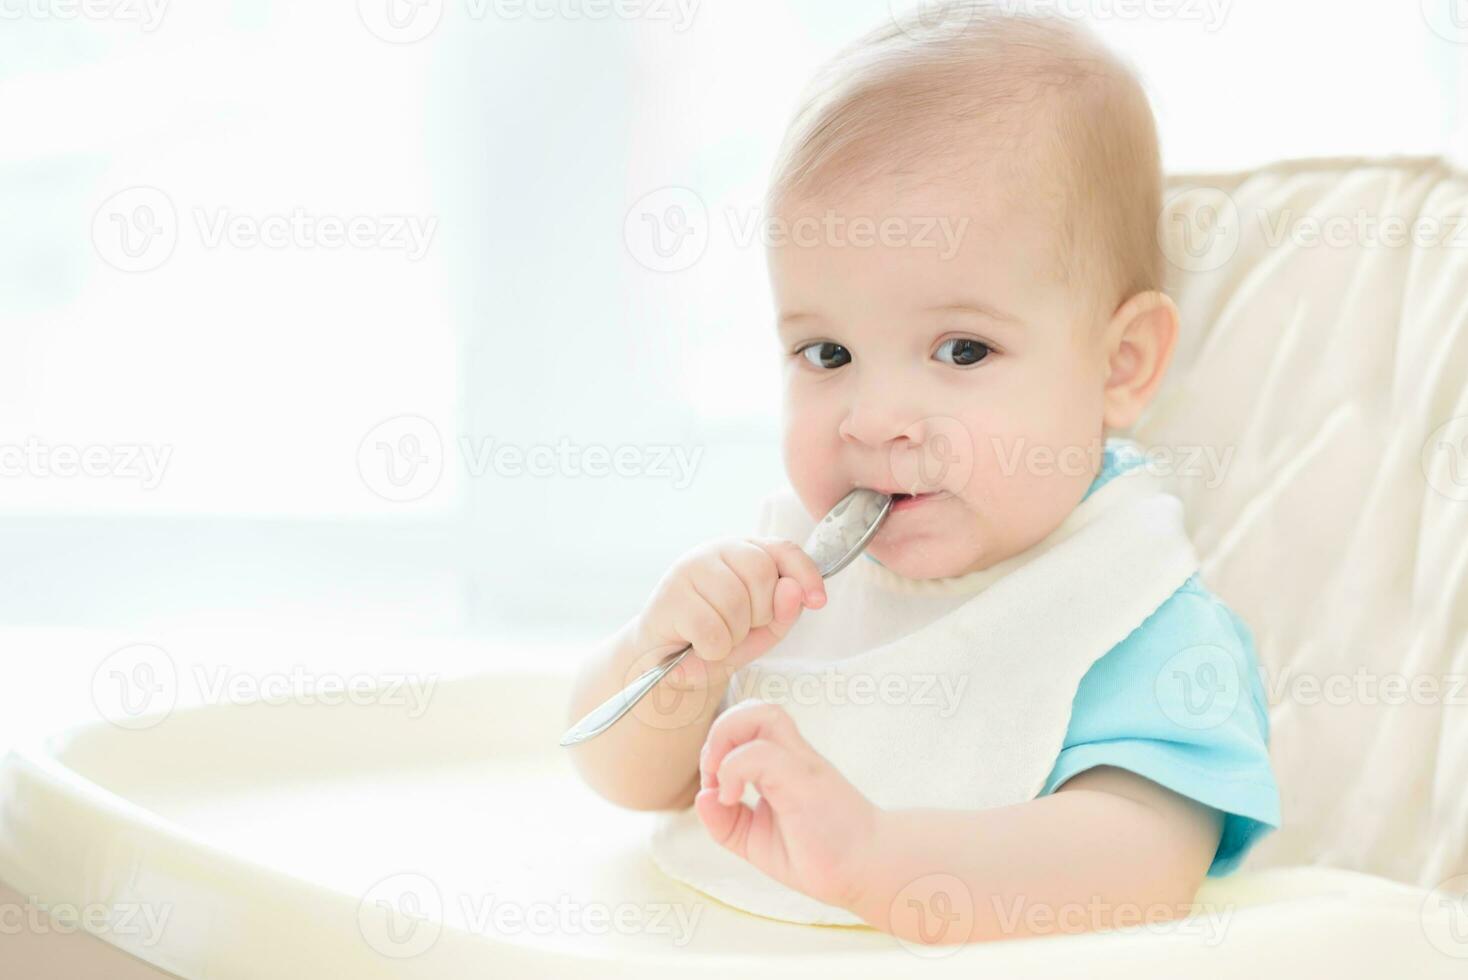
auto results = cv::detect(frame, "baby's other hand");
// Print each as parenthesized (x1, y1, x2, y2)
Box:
(695, 699, 881, 913)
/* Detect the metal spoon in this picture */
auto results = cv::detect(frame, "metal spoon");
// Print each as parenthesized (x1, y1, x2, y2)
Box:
(558, 487, 895, 747)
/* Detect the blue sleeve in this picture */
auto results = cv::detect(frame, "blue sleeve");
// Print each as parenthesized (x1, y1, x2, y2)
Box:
(1037, 573, 1282, 877)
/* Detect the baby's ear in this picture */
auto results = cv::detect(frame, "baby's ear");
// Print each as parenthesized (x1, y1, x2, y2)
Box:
(1100, 290, 1180, 431)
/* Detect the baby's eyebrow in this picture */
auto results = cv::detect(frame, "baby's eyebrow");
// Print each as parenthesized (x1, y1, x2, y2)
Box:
(775, 301, 1023, 337)
(923, 300, 1023, 326)
(776, 311, 821, 337)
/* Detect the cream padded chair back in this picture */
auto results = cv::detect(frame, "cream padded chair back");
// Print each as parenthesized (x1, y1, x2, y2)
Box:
(1136, 155, 1468, 889)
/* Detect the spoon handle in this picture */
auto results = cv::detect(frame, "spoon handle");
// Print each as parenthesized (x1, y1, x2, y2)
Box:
(558, 644, 693, 747)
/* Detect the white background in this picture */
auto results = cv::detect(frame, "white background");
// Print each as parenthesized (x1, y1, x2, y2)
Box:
(1, 0, 1464, 644)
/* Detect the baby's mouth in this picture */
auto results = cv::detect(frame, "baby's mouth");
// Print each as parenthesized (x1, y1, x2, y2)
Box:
(889, 490, 946, 512)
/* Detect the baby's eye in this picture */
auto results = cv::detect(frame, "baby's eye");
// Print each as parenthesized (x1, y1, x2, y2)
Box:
(934, 338, 993, 367)
(798, 342, 851, 370)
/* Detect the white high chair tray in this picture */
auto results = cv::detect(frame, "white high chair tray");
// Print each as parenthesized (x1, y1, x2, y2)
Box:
(0, 670, 1460, 978)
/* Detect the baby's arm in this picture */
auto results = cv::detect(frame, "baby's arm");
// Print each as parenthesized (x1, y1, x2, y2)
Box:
(697, 700, 1224, 940)
(849, 766, 1225, 943)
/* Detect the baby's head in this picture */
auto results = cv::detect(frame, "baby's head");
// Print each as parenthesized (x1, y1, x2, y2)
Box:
(767, 2, 1180, 579)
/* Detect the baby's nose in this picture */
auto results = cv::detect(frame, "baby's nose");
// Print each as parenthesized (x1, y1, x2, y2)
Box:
(837, 408, 928, 449)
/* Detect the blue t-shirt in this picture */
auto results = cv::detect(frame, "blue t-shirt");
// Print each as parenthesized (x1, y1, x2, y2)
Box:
(1036, 437, 1281, 876)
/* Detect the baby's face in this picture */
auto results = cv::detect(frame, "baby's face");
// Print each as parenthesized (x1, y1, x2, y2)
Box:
(769, 167, 1110, 579)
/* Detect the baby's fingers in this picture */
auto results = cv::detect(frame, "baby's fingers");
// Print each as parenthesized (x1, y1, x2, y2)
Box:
(711, 738, 792, 808)
(696, 735, 808, 876)
(749, 538, 827, 609)
(700, 701, 808, 796)
(718, 577, 805, 675)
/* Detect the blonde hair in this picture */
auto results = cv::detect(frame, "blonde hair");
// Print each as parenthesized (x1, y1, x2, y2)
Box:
(765, 2, 1164, 326)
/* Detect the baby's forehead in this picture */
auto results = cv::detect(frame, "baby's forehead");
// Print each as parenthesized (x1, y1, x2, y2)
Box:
(773, 109, 1071, 220)
(769, 137, 1070, 268)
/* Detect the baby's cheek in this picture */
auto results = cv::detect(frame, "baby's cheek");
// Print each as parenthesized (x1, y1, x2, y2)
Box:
(781, 416, 838, 505)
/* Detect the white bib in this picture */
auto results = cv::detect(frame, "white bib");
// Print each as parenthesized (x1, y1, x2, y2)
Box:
(648, 467, 1200, 926)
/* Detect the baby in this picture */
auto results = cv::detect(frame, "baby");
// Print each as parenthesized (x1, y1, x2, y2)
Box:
(567, 1, 1278, 945)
